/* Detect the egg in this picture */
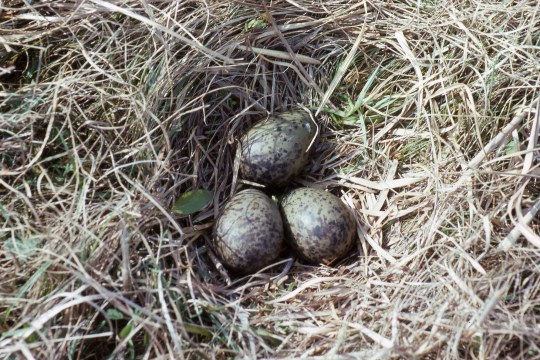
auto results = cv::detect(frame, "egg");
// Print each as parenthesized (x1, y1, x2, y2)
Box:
(212, 189, 284, 274)
(239, 111, 316, 187)
(280, 188, 356, 264)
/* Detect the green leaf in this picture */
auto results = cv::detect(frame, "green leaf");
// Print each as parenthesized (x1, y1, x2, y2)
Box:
(256, 329, 282, 346)
(119, 322, 133, 339)
(172, 189, 212, 215)
(106, 309, 124, 320)
(26, 327, 39, 343)
(244, 18, 268, 31)
(143, 331, 150, 347)
(346, 64, 381, 117)
(4, 236, 42, 262)
(184, 323, 212, 339)
(504, 139, 518, 156)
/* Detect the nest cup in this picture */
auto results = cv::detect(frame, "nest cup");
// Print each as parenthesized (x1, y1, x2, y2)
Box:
(212, 110, 357, 274)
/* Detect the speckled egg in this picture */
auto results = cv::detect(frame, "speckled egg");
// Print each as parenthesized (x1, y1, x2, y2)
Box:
(239, 111, 316, 187)
(280, 188, 356, 264)
(212, 189, 284, 274)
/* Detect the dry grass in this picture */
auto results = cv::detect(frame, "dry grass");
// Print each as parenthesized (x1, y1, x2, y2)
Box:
(1, 0, 540, 359)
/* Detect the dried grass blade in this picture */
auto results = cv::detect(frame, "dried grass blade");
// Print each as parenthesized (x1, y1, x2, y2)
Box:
(499, 197, 540, 251)
(468, 97, 539, 170)
(448, 97, 540, 192)
(346, 321, 393, 348)
(236, 44, 321, 65)
(358, 227, 397, 264)
(89, 0, 233, 63)
(157, 272, 183, 355)
(266, 277, 345, 304)
(371, 160, 398, 213)
(439, 262, 483, 305)
(522, 100, 539, 174)
(515, 196, 540, 250)
(340, 175, 426, 191)
(316, 25, 366, 116)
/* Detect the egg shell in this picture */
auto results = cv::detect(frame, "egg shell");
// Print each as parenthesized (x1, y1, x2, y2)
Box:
(280, 187, 356, 264)
(239, 111, 316, 187)
(212, 189, 284, 274)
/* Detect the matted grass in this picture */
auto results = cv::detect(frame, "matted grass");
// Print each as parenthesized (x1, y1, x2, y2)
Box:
(1, 0, 540, 359)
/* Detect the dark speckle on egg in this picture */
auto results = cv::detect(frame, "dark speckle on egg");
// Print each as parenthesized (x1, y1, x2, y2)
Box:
(239, 111, 316, 187)
(280, 187, 356, 264)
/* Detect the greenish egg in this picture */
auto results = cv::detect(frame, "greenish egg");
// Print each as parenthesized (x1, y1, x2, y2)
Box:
(280, 187, 356, 264)
(239, 111, 316, 187)
(212, 189, 284, 274)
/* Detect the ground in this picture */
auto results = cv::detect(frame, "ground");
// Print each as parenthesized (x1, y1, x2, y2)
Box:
(1, 1, 540, 359)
